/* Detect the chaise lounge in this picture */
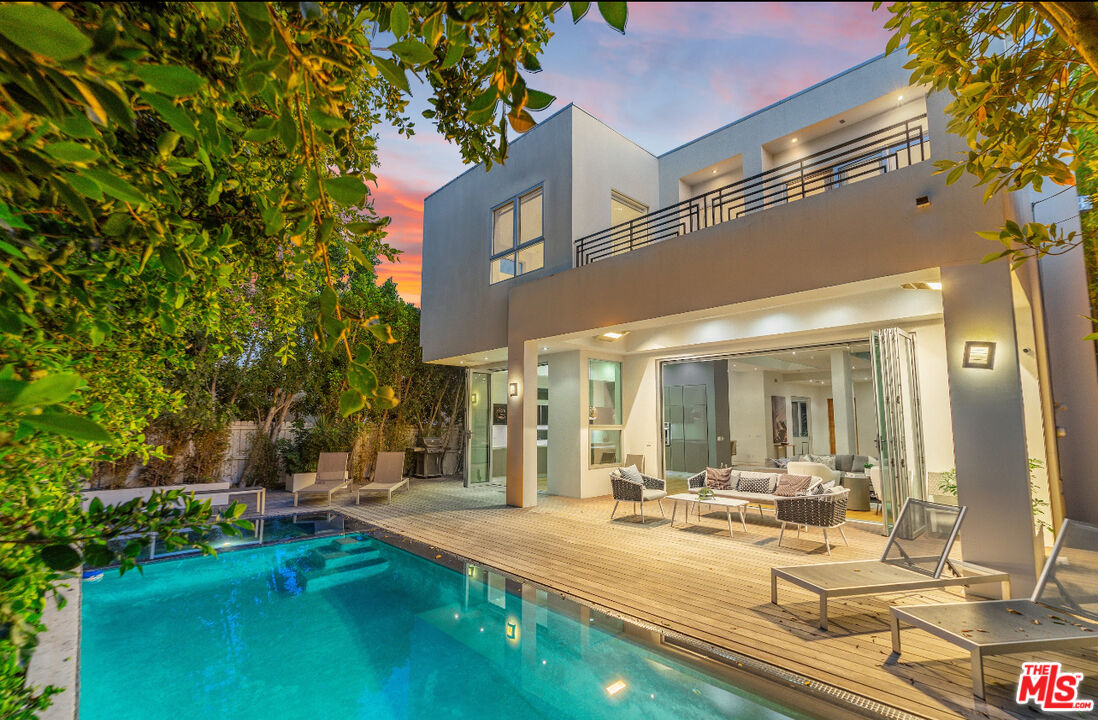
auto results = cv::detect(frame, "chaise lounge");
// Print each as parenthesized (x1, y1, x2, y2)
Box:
(355, 451, 410, 505)
(772, 498, 1011, 630)
(891, 518, 1098, 699)
(289, 451, 351, 506)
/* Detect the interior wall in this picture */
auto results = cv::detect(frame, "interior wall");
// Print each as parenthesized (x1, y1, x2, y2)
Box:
(623, 355, 660, 477)
(853, 381, 877, 458)
(911, 321, 957, 476)
(729, 368, 768, 464)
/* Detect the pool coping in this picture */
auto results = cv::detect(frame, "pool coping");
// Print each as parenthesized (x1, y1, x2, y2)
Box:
(348, 515, 928, 720)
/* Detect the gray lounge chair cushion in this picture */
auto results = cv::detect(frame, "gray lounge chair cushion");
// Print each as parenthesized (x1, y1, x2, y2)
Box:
(642, 488, 667, 501)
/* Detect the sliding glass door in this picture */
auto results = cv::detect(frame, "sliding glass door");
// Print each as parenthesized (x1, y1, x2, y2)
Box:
(871, 328, 927, 531)
(466, 371, 490, 486)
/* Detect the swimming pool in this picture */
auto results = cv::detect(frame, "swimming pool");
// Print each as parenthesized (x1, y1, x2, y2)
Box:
(80, 519, 813, 719)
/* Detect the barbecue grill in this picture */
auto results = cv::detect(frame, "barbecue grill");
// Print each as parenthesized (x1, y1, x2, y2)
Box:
(412, 436, 444, 478)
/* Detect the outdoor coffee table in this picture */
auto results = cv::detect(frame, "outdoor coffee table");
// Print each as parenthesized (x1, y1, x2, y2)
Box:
(667, 492, 748, 538)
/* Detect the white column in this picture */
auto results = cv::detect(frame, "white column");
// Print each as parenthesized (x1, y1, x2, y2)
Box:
(506, 339, 539, 507)
(942, 262, 1039, 595)
(830, 349, 856, 454)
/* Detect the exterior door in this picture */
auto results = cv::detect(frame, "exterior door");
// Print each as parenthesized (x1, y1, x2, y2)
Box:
(663, 384, 710, 473)
(466, 371, 490, 486)
(871, 328, 927, 531)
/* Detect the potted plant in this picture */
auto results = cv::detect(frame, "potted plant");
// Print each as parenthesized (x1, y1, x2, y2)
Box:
(697, 486, 715, 501)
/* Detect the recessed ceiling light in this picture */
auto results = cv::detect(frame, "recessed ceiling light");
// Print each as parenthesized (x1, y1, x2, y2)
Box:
(597, 331, 628, 342)
(898, 95, 903, 101)
(712, 169, 717, 174)
(791, 137, 798, 143)
(927, 281, 942, 290)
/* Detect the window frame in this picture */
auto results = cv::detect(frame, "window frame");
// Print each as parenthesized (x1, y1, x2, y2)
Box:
(587, 358, 624, 469)
(490, 184, 545, 284)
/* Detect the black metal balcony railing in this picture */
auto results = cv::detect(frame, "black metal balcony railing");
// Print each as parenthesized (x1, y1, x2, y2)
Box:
(574, 114, 930, 266)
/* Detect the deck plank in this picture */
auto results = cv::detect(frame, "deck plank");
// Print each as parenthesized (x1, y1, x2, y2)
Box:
(265, 480, 1098, 720)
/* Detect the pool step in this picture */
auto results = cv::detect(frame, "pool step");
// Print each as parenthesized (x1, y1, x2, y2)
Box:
(304, 556, 389, 592)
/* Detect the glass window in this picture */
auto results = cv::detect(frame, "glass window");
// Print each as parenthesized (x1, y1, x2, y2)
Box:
(515, 242, 543, 275)
(611, 190, 647, 225)
(589, 359, 622, 467)
(492, 203, 514, 255)
(490, 185, 544, 284)
(490, 254, 515, 284)
(589, 429, 622, 467)
(589, 359, 621, 425)
(519, 189, 543, 244)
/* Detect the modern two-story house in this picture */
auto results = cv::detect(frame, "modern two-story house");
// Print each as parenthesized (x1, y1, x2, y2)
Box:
(419, 52, 1098, 593)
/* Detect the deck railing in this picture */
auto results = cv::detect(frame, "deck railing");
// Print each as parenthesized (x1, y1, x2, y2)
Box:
(574, 114, 930, 266)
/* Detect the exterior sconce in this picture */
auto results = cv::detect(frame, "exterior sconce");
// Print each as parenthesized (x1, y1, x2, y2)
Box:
(470, 391, 478, 405)
(509, 382, 518, 397)
(962, 341, 996, 369)
(505, 622, 517, 640)
(915, 195, 930, 208)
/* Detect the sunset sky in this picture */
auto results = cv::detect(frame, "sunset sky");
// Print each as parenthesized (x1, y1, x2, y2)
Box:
(371, 2, 895, 306)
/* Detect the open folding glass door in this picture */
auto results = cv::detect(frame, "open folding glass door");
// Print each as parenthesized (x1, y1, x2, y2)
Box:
(871, 328, 927, 532)
(466, 371, 491, 486)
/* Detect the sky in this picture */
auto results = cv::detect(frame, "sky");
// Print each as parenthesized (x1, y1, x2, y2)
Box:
(371, 2, 895, 306)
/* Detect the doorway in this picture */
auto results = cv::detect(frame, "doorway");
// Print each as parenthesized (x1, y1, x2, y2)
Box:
(465, 366, 548, 489)
(791, 396, 811, 456)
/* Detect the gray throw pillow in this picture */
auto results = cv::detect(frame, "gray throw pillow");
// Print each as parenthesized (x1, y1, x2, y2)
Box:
(620, 464, 644, 484)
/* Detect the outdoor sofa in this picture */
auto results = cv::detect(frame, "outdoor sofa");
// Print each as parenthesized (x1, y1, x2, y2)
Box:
(687, 468, 829, 519)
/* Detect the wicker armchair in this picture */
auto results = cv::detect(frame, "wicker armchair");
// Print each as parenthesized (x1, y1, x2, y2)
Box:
(775, 488, 850, 556)
(609, 471, 667, 523)
(686, 470, 707, 491)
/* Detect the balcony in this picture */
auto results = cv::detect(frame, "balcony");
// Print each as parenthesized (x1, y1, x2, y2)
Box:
(574, 114, 930, 266)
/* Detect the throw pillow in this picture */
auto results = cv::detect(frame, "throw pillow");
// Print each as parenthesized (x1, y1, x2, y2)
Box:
(737, 472, 773, 494)
(620, 464, 644, 484)
(705, 466, 733, 490)
(810, 454, 837, 470)
(774, 473, 814, 497)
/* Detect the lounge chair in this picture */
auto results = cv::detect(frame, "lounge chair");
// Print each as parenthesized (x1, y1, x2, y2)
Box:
(609, 466, 666, 523)
(772, 498, 1011, 630)
(775, 487, 851, 556)
(355, 451, 410, 505)
(289, 452, 351, 506)
(891, 519, 1098, 699)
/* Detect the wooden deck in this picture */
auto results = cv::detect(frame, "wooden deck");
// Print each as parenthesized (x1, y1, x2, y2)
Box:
(264, 479, 1098, 720)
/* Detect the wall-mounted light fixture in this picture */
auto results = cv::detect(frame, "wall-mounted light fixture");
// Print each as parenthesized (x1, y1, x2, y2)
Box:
(505, 622, 517, 640)
(915, 195, 931, 209)
(471, 391, 479, 405)
(962, 341, 996, 370)
(509, 382, 519, 397)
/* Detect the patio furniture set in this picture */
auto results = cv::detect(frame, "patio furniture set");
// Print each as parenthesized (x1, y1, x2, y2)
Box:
(288, 451, 411, 506)
(610, 462, 851, 554)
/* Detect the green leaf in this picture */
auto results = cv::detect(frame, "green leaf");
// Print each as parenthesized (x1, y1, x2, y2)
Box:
(324, 175, 368, 206)
(525, 90, 556, 111)
(136, 65, 207, 97)
(597, 2, 627, 32)
(59, 170, 102, 201)
(138, 91, 197, 139)
(0, 3, 91, 61)
(390, 2, 410, 37)
(469, 88, 498, 112)
(390, 39, 435, 65)
(439, 39, 465, 69)
(308, 105, 349, 130)
(40, 545, 82, 571)
(373, 55, 410, 93)
(11, 373, 83, 409)
(339, 389, 366, 416)
(507, 109, 536, 133)
(23, 410, 111, 443)
(569, 2, 591, 23)
(42, 142, 99, 163)
(319, 285, 338, 315)
(159, 246, 185, 278)
(278, 108, 298, 152)
(82, 168, 148, 205)
(346, 242, 369, 265)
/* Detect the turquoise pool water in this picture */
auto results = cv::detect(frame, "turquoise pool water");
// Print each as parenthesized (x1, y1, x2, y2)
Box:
(81, 529, 808, 719)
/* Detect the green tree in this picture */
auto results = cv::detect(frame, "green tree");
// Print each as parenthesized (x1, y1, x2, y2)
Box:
(0, 2, 628, 716)
(879, 2, 1097, 268)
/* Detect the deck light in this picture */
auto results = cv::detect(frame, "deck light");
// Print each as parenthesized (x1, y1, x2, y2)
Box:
(509, 382, 518, 397)
(915, 195, 931, 208)
(962, 341, 996, 370)
(606, 680, 627, 696)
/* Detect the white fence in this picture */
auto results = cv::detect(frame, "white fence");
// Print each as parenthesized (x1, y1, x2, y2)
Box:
(220, 421, 299, 483)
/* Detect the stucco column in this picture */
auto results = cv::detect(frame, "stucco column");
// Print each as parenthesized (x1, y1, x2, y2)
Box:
(830, 349, 856, 454)
(506, 339, 539, 507)
(941, 262, 1039, 595)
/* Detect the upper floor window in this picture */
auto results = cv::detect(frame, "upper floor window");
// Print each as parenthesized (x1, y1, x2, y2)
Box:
(491, 187, 544, 284)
